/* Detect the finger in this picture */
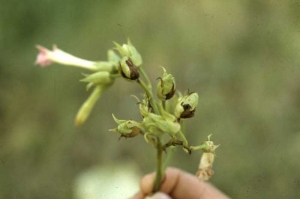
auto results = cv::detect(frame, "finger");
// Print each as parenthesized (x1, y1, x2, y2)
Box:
(140, 167, 203, 198)
(140, 167, 229, 199)
(145, 192, 172, 199)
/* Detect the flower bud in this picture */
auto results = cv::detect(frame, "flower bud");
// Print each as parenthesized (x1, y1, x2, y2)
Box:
(109, 114, 142, 138)
(107, 49, 121, 64)
(135, 94, 154, 117)
(113, 39, 142, 66)
(142, 109, 180, 137)
(156, 67, 176, 100)
(174, 92, 198, 119)
(75, 86, 104, 126)
(119, 57, 139, 80)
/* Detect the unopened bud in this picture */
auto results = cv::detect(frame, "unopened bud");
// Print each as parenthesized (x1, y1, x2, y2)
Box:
(109, 114, 142, 138)
(142, 109, 180, 137)
(156, 67, 176, 100)
(113, 39, 142, 66)
(135, 94, 154, 117)
(107, 49, 121, 64)
(174, 92, 198, 119)
(75, 86, 104, 126)
(119, 57, 139, 80)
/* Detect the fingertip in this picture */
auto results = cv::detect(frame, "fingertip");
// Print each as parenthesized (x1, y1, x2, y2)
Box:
(139, 167, 181, 195)
(140, 172, 156, 195)
(139, 168, 229, 199)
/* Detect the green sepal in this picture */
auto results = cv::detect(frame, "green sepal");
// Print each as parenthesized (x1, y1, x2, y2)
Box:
(80, 71, 112, 85)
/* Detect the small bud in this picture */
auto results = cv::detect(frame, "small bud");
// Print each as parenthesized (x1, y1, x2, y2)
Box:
(174, 92, 198, 119)
(107, 49, 121, 64)
(109, 114, 142, 138)
(113, 39, 142, 66)
(119, 57, 139, 80)
(136, 94, 154, 117)
(142, 109, 180, 137)
(156, 67, 176, 100)
(75, 86, 104, 126)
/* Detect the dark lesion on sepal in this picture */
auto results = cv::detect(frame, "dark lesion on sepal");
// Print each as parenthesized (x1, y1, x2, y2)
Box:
(180, 103, 196, 118)
(118, 126, 141, 141)
(165, 83, 176, 100)
(119, 59, 140, 80)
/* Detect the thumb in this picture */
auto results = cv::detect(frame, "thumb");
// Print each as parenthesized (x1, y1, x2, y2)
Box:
(145, 192, 172, 199)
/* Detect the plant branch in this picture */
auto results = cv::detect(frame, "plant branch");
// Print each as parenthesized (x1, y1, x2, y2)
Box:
(137, 79, 161, 115)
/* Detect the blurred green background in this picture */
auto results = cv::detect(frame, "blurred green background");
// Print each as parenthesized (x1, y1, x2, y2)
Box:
(1, 0, 300, 198)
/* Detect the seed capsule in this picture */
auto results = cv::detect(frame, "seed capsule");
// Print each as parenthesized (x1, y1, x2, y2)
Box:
(156, 67, 176, 100)
(109, 114, 142, 138)
(174, 92, 199, 119)
(119, 57, 139, 80)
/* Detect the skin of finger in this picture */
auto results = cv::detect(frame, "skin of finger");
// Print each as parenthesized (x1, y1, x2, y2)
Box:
(145, 192, 172, 199)
(140, 167, 229, 199)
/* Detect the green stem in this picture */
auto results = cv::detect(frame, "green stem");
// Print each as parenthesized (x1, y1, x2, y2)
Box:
(153, 137, 164, 193)
(178, 130, 188, 147)
(137, 67, 164, 193)
(139, 67, 151, 87)
(162, 100, 166, 110)
(190, 144, 207, 151)
(163, 146, 176, 171)
(137, 79, 161, 115)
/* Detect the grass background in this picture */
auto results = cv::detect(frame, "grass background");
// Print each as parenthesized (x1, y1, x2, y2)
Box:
(1, 0, 300, 198)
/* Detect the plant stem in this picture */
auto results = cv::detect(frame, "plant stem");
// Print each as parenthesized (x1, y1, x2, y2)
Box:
(137, 79, 161, 115)
(138, 67, 151, 87)
(162, 100, 166, 110)
(178, 130, 188, 147)
(163, 146, 176, 171)
(137, 67, 165, 193)
(153, 137, 164, 193)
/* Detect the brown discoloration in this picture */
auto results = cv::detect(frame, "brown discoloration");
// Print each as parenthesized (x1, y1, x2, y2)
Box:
(180, 103, 196, 118)
(165, 83, 176, 100)
(119, 59, 140, 80)
(118, 126, 141, 141)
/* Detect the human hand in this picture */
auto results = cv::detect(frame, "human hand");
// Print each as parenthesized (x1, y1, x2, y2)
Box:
(130, 167, 230, 199)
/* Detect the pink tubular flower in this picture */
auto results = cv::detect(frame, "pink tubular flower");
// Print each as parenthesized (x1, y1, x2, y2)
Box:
(35, 45, 98, 71)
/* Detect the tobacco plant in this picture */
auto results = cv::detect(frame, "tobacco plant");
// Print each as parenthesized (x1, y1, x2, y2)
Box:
(35, 39, 219, 193)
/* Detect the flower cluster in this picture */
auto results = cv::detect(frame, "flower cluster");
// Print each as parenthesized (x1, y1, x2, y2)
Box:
(35, 39, 220, 192)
